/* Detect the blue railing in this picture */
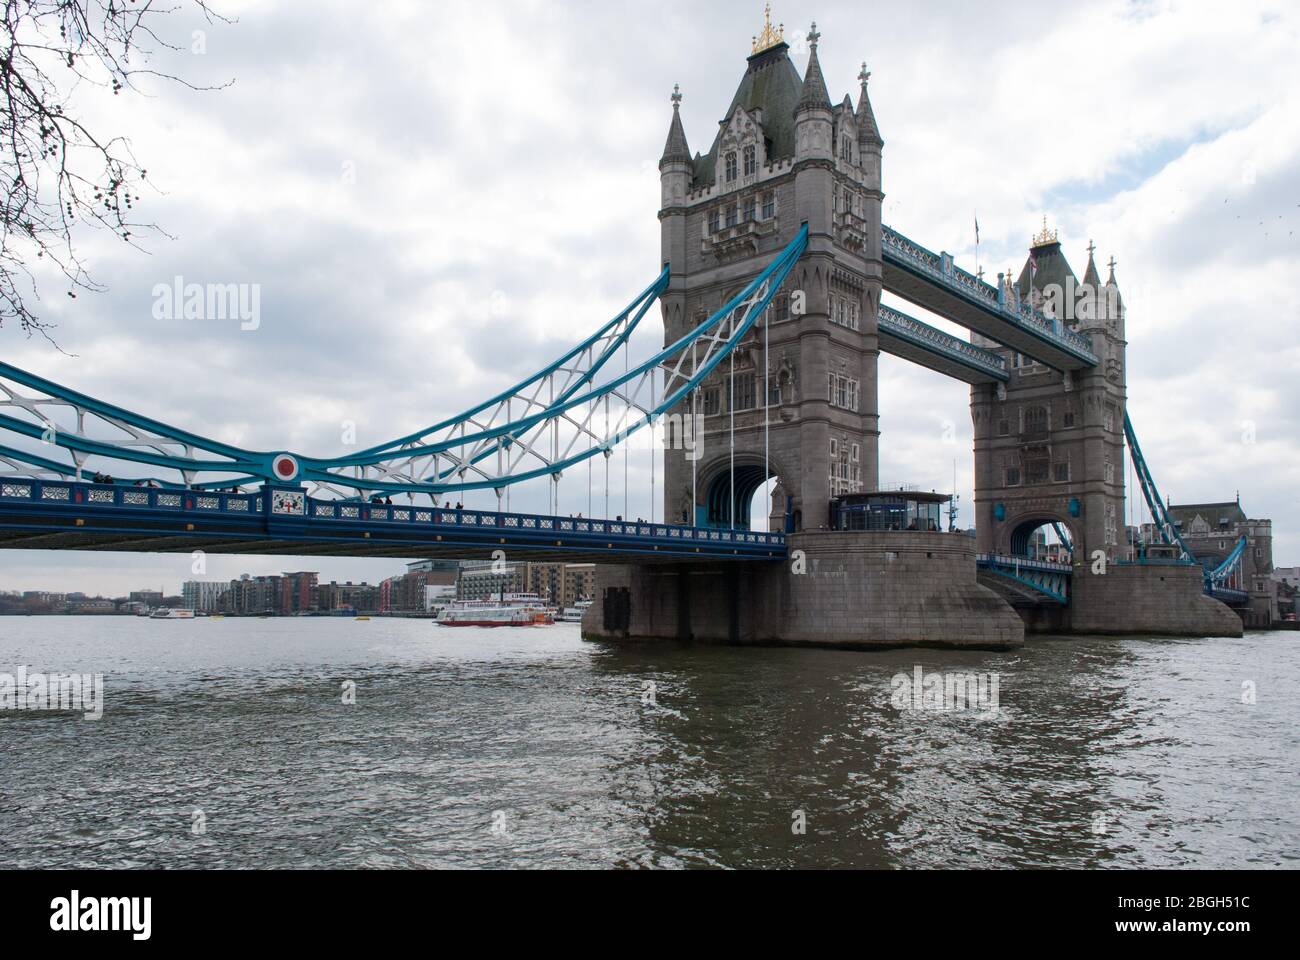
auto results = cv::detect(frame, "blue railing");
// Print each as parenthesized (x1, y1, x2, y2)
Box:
(0, 480, 786, 555)
(0, 479, 260, 513)
(976, 554, 1072, 604)
(881, 225, 1098, 363)
(877, 305, 1009, 380)
(977, 553, 1072, 574)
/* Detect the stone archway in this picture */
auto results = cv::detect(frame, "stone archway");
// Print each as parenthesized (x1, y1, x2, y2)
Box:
(1003, 512, 1078, 560)
(695, 453, 792, 532)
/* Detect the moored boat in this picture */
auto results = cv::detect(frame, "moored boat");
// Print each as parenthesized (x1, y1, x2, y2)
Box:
(150, 608, 196, 620)
(436, 593, 554, 628)
(558, 599, 594, 622)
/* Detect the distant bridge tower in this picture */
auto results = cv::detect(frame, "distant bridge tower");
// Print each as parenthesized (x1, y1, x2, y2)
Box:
(971, 228, 1129, 562)
(658, 17, 883, 531)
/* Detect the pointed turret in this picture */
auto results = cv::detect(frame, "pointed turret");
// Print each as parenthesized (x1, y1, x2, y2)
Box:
(1106, 255, 1125, 312)
(659, 84, 692, 168)
(796, 23, 832, 112)
(1082, 240, 1101, 288)
(793, 22, 834, 171)
(856, 62, 883, 147)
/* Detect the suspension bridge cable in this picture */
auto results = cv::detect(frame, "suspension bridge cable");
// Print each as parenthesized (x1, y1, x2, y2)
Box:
(729, 310, 736, 530)
(624, 336, 629, 521)
(763, 300, 770, 534)
(691, 339, 698, 528)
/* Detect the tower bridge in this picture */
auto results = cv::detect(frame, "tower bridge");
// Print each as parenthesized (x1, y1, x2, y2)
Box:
(0, 14, 1246, 646)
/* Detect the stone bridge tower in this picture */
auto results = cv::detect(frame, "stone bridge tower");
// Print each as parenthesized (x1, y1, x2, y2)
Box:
(970, 227, 1129, 562)
(658, 18, 883, 532)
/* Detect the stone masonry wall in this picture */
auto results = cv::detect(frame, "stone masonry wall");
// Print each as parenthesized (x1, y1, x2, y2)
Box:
(1069, 562, 1244, 637)
(582, 529, 1025, 650)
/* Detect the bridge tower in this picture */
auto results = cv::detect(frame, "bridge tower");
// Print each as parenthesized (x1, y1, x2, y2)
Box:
(658, 17, 883, 532)
(971, 228, 1129, 563)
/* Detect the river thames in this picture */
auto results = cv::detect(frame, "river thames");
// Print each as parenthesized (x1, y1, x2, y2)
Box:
(0, 617, 1295, 869)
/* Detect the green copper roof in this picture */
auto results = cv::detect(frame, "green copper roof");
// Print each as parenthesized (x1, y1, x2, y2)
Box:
(693, 43, 804, 187)
(1017, 240, 1078, 299)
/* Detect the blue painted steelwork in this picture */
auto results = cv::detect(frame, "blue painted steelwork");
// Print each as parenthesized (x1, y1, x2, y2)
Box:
(881, 224, 1098, 367)
(356, 267, 670, 459)
(1207, 585, 1250, 606)
(1123, 412, 1196, 563)
(1124, 413, 1250, 605)
(0, 479, 787, 561)
(1051, 522, 1073, 555)
(0, 228, 807, 502)
(295, 226, 809, 496)
(1204, 535, 1249, 602)
(876, 305, 1009, 382)
(0, 265, 671, 492)
(976, 553, 1071, 604)
(1210, 535, 1248, 583)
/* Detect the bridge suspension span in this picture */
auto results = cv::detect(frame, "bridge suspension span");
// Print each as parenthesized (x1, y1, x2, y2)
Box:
(0, 228, 808, 514)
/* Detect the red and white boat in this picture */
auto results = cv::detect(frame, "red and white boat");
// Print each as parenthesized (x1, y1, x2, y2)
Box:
(436, 593, 554, 628)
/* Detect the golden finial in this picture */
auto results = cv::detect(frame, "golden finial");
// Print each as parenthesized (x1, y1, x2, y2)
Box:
(752, 3, 785, 54)
(1032, 215, 1059, 247)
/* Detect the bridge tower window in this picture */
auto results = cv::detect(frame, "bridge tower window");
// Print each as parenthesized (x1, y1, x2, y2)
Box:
(703, 388, 721, 416)
(828, 373, 860, 412)
(1023, 405, 1049, 440)
(1025, 447, 1050, 484)
(762, 192, 775, 219)
(725, 151, 738, 183)
(743, 145, 756, 176)
(709, 208, 721, 232)
(1006, 466, 1021, 487)
(743, 195, 756, 221)
(731, 372, 756, 410)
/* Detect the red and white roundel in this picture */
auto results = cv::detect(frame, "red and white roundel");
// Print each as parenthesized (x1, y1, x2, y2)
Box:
(272, 454, 300, 482)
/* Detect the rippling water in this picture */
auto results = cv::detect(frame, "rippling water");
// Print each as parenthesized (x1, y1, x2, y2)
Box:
(0, 616, 1295, 869)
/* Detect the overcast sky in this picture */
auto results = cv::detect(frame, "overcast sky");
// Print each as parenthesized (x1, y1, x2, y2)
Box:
(2, 0, 1297, 596)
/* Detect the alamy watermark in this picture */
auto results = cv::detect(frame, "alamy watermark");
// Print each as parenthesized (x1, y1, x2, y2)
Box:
(890, 666, 1000, 716)
(151, 276, 261, 330)
(0, 666, 103, 720)
(1038, 276, 1121, 323)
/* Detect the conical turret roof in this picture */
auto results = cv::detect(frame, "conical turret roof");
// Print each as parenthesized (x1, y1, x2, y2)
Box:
(660, 86, 692, 166)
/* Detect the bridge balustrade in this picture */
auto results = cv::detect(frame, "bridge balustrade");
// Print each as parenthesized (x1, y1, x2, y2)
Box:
(976, 553, 1073, 574)
(881, 225, 1096, 360)
(0, 479, 786, 556)
(876, 306, 1009, 380)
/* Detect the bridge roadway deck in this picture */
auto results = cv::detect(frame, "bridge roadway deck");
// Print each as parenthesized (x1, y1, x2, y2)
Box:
(881, 226, 1099, 371)
(0, 480, 786, 563)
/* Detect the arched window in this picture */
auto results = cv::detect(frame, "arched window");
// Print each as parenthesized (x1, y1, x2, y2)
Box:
(725, 152, 738, 182)
(1023, 405, 1049, 440)
(743, 145, 756, 176)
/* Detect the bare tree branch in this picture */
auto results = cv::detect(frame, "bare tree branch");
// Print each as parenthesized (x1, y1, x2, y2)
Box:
(0, 0, 231, 342)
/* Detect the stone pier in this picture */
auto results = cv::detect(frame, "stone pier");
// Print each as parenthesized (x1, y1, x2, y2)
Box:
(581, 530, 1025, 651)
(1068, 563, 1243, 637)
